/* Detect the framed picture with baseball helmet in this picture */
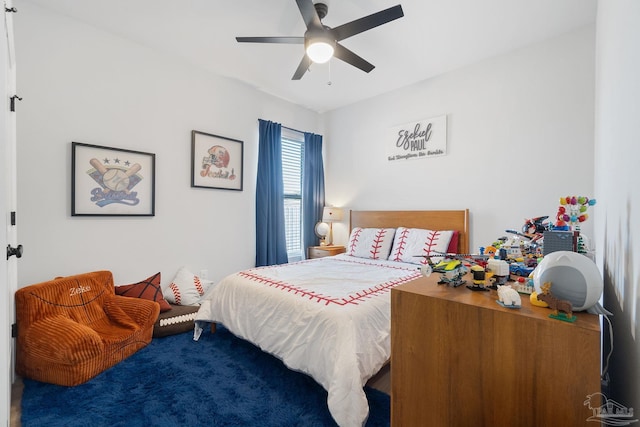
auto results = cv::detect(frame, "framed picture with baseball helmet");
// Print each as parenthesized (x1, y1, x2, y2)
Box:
(72, 142, 155, 216)
(191, 130, 243, 191)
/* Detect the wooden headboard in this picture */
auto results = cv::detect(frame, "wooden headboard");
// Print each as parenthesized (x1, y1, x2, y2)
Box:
(349, 210, 470, 254)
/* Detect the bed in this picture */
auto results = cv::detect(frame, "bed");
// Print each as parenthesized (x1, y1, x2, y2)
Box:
(194, 210, 469, 427)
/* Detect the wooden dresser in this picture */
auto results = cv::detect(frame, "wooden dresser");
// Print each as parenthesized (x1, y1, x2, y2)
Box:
(391, 274, 601, 427)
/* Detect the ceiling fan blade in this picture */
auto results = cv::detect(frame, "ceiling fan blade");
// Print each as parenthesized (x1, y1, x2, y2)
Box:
(292, 55, 312, 80)
(296, 0, 322, 30)
(236, 36, 304, 44)
(331, 5, 404, 41)
(333, 43, 375, 73)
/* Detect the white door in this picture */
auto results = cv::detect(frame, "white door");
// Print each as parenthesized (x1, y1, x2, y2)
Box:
(2, 1, 18, 424)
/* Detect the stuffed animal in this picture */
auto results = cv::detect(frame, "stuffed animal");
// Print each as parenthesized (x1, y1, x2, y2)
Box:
(497, 285, 521, 307)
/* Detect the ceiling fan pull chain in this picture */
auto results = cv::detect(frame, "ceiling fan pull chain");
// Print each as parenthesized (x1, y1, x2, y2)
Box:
(327, 60, 332, 86)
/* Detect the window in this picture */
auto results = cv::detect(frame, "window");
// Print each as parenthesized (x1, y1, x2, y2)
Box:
(281, 129, 305, 262)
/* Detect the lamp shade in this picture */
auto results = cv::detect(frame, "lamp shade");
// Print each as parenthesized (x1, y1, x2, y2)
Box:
(322, 207, 343, 222)
(305, 32, 335, 64)
(306, 41, 334, 63)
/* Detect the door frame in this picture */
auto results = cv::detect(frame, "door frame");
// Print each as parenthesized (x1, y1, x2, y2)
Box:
(2, 1, 18, 423)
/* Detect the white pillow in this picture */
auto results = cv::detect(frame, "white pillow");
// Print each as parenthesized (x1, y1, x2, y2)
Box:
(164, 266, 214, 306)
(346, 228, 396, 260)
(388, 227, 454, 264)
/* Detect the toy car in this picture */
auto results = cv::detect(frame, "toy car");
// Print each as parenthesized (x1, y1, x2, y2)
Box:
(509, 262, 534, 277)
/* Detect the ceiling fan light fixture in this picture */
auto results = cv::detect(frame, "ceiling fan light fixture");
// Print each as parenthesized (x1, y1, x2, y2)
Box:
(305, 37, 335, 64)
(236, 1, 404, 80)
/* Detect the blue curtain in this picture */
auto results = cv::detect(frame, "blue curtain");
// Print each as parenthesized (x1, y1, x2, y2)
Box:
(302, 132, 325, 254)
(255, 120, 288, 266)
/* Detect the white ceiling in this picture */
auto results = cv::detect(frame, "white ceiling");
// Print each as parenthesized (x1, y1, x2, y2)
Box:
(23, 0, 597, 113)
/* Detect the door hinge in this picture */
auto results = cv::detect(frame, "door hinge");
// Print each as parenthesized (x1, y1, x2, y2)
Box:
(11, 323, 17, 338)
(10, 95, 22, 112)
(11, 211, 16, 226)
(6, 244, 23, 259)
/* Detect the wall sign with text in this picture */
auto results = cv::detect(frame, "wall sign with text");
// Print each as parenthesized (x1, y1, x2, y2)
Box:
(388, 115, 447, 162)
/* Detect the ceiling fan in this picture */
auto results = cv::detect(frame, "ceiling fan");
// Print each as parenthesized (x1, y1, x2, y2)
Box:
(236, 0, 404, 80)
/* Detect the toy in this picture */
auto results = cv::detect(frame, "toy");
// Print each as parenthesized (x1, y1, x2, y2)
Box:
(536, 282, 576, 322)
(423, 252, 493, 288)
(483, 245, 498, 257)
(496, 285, 521, 308)
(532, 250, 608, 314)
(503, 215, 549, 253)
(523, 216, 550, 235)
(518, 254, 539, 268)
(554, 196, 596, 231)
(467, 265, 491, 291)
(530, 291, 549, 307)
(509, 262, 534, 277)
(512, 276, 534, 294)
(487, 258, 510, 289)
(489, 236, 507, 250)
(425, 258, 468, 287)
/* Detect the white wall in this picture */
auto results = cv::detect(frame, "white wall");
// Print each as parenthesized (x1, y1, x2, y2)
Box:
(595, 0, 640, 413)
(15, 2, 321, 286)
(324, 26, 596, 253)
(15, 6, 597, 284)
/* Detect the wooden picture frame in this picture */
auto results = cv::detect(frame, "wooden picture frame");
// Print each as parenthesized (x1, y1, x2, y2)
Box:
(191, 130, 243, 191)
(71, 142, 156, 216)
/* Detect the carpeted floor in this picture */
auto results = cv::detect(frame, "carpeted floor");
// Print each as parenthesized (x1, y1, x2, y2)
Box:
(21, 327, 390, 426)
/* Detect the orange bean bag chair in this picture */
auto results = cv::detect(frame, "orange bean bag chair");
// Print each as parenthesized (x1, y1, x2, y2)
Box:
(15, 270, 160, 386)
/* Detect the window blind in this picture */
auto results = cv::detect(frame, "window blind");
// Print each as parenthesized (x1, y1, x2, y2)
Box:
(282, 130, 304, 261)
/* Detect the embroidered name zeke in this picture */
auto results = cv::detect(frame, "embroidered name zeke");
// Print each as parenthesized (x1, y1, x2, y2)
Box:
(70, 285, 91, 296)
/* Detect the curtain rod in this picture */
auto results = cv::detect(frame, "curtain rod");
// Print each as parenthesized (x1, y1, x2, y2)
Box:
(282, 125, 305, 134)
(283, 125, 323, 137)
(259, 118, 318, 136)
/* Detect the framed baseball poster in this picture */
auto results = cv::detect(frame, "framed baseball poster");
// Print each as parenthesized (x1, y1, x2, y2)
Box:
(191, 130, 243, 191)
(71, 142, 156, 216)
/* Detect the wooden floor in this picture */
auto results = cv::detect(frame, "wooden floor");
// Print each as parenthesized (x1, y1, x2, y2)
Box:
(367, 363, 391, 394)
(11, 376, 22, 427)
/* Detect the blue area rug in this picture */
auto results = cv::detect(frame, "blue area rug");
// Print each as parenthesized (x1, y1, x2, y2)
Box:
(21, 326, 390, 426)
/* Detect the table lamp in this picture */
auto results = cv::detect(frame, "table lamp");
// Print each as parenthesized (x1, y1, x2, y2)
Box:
(322, 207, 343, 246)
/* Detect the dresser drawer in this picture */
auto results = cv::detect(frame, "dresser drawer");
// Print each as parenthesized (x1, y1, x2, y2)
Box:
(307, 246, 346, 259)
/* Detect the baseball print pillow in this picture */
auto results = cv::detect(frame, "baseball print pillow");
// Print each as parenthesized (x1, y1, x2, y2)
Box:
(346, 227, 396, 260)
(164, 266, 215, 306)
(388, 227, 454, 264)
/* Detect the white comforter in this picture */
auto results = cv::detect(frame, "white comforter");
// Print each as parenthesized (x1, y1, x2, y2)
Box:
(193, 254, 421, 427)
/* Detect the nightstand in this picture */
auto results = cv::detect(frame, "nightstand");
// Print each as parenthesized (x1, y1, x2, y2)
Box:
(307, 245, 346, 259)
